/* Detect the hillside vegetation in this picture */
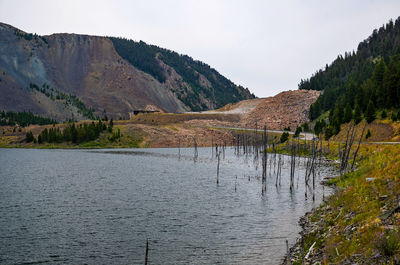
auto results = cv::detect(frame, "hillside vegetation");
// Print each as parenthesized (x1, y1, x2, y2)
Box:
(299, 17, 400, 138)
(286, 143, 400, 264)
(110, 37, 254, 111)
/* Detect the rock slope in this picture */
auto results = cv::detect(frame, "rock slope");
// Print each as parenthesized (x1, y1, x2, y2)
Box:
(241, 90, 320, 130)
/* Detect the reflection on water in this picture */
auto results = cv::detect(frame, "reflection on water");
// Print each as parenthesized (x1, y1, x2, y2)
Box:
(0, 147, 336, 264)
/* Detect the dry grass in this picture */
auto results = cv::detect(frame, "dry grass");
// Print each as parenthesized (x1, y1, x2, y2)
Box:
(331, 120, 395, 142)
(126, 112, 241, 126)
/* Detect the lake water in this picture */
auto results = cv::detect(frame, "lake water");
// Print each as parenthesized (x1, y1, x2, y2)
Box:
(0, 147, 336, 264)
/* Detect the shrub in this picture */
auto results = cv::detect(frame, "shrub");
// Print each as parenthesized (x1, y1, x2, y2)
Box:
(25, 131, 34, 142)
(280, 132, 289, 143)
(392, 112, 398, 121)
(366, 129, 372, 139)
(294, 126, 302, 138)
(375, 230, 400, 257)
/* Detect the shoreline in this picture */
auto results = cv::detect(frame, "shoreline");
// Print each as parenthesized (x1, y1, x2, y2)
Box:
(281, 144, 400, 264)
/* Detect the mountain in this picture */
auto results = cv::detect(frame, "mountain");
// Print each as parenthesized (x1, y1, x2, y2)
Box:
(298, 17, 400, 136)
(0, 23, 254, 121)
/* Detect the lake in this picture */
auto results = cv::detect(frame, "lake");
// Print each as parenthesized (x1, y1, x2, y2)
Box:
(0, 147, 336, 264)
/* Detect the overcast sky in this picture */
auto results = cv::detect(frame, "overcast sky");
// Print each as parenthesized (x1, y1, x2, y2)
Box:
(1, 0, 399, 97)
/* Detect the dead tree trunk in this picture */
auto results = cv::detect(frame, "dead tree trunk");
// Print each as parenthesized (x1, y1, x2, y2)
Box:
(217, 150, 221, 184)
(145, 239, 149, 265)
(351, 122, 367, 171)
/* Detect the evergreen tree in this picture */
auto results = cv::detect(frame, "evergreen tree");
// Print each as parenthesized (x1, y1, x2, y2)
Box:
(25, 131, 34, 142)
(372, 59, 387, 106)
(383, 55, 400, 108)
(314, 119, 326, 136)
(381, 110, 387, 119)
(365, 100, 376, 123)
(366, 129, 372, 139)
(343, 103, 353, 123)
(391, 111, 398, 121)
(324, 125, 334, 140)
(294, 126, 302, 137)
(280, 132, 289, 143)
(331, 104, 344, 134)
(353, 103, 362, 124)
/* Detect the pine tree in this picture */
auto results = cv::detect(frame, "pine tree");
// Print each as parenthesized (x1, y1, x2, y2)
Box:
(25, 131, 34, 142)
(365, 100, 376, 123)
(366, 129, 372, 139)
(343, 103, 353, 123)
(381, 110, 387, 119)
(353, 104, 362, 124)
(372, 59, 387, 106)
(331, 104, 344, 134)
(294, 126, 302, 137)
(383, 55, 400, 108)
(280, 132, 289, 143)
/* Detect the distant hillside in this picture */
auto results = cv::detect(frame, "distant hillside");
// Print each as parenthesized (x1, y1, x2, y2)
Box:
(299, 17, 400, 136)
(0, 23, 254, 121)
(109, 37, 253, 111)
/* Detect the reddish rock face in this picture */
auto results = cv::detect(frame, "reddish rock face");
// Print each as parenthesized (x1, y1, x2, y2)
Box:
(241, 90, 320, 130)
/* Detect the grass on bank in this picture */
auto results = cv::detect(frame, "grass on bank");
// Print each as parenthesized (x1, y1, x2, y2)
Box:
(291, 143, 400, 264)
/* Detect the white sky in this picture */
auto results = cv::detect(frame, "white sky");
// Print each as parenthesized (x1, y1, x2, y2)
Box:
(0, 0, 399, 97)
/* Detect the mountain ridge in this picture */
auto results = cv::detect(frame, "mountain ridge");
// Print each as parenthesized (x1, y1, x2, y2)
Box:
(0, 22, 254, 120)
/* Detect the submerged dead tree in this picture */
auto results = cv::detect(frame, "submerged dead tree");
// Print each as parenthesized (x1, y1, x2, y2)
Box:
(290, 141, 296, 191)
(304, 138, 318, 198)
(262, 125, 268, 193)
(145, 239, 149, 265)
(216, 150, 221, 184)
(275, 153, 283, 187)
(178, 138, 181, 160)
(193, 137, 198, 162)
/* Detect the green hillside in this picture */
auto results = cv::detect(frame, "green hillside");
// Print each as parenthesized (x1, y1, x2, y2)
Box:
(299, 17, 400, 137)
(110, 37, 255, 111)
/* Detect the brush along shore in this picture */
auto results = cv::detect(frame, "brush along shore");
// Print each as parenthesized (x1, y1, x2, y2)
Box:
(283, 143, 400, 264)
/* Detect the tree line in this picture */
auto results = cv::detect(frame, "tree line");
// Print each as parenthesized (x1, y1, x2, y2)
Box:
(25, 119, 119, 144)
(0, 111, 56, 127)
